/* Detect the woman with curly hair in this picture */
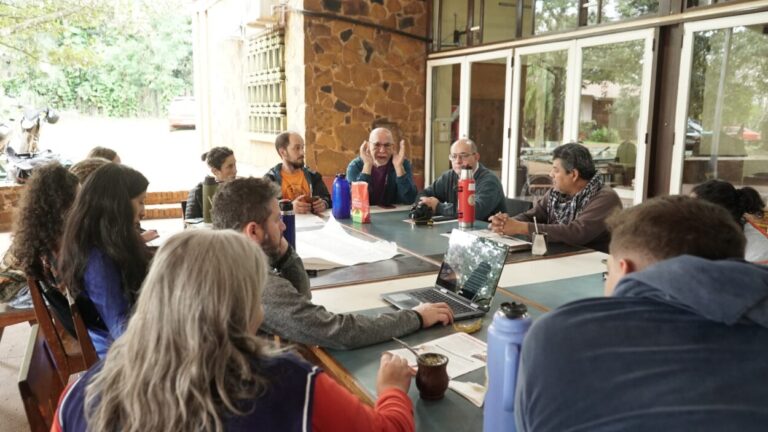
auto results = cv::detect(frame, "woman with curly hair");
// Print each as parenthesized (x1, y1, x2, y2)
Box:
(11, 162, 80, 332)
(58, 163, 151, 357)
(53, 230, 415, 432)
(185, 146, 237, 219)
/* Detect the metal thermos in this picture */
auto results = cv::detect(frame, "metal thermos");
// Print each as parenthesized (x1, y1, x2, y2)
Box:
(202, 176, 218, 223)
(332, 173, 351, 219)
(483, 302, 532, 432)
(280, 199, 296, 249)
(458, 166, 476, 229)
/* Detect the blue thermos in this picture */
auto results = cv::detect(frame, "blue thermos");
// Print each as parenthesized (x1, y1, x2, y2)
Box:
(483, 302, 532, 432)
(332, 173, 351, 219)
(279, 199, 295, 249)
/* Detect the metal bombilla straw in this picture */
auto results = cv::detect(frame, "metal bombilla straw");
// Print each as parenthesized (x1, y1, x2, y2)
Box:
(533, 216, 540, 235)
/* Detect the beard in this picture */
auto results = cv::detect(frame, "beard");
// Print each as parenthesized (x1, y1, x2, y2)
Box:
(261, 231, 283, 263)
(288, 159, 304, 169)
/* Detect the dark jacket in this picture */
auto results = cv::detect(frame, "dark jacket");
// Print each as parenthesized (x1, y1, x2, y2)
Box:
(516, 256, 768, 432)
(346, 157, 418, 205)
(185, 182, 203, 219)
(265, 163, 331, 209)
(514, 187, 621, 252)
(416, 163, 506, 222)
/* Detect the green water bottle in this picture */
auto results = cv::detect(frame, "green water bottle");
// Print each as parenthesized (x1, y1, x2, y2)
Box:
(202, 176, 218, 223)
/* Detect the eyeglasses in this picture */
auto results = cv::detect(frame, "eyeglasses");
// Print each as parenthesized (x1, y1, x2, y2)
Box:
(371, 142, 393, 150)
(449, 152, 475, 161)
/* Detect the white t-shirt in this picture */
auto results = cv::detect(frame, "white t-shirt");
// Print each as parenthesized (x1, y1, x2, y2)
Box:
(744, 222, 768, 262)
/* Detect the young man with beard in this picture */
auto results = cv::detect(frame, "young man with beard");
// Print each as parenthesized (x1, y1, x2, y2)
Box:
(515, 196, 768, 432)
(265, 132, 331, 214)
(212, 177, 454, 350)
(490, 143, 621, 252)
(346, 127, 418, 206)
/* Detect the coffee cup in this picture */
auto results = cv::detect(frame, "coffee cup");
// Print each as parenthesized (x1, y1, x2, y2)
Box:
(415, 353, 449, 400)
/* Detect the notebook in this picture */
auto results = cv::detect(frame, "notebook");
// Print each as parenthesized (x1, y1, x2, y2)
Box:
(382, 229, 508, 320)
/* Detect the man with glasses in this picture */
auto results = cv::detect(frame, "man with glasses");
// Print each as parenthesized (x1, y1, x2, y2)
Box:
(346, 127, 418, 206)
(265, 131, 331, 214)
(416, 138, 506, 221)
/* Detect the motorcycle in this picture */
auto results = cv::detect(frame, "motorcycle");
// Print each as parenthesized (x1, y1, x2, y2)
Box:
(1, 107, 66, 184)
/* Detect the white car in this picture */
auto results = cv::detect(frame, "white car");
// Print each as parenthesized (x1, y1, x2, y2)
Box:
(168, 96, 196, 130)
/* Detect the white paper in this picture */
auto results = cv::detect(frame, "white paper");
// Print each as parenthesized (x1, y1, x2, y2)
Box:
(387, 332, 487, 379)
(449, 380, 486, 407)
(297, 217, 399, 270)
(295, 213, 326, 230)
(469, 229, 532, 248)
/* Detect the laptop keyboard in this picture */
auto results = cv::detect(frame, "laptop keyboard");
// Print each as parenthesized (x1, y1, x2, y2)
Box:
(410, 289, 476, 315)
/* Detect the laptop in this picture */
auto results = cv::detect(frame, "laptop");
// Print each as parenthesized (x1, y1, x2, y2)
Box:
(382, 229, 509, 320)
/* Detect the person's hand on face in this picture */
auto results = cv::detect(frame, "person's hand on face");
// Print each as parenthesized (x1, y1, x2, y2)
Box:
(292, 195, 312, 214)
(376, 352, 416, 395)
(360, 141, 374, 167)
(419, 196, 439, 213)
(392, 140, 406, 169)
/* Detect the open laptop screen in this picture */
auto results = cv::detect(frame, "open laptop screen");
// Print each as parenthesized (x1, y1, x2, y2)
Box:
(436, 229, 508, 308)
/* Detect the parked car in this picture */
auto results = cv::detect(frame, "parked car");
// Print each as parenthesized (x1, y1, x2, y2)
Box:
(685, 118, 707, 152)
(724, 125, 761, 142)
(168, 96, 196, 130)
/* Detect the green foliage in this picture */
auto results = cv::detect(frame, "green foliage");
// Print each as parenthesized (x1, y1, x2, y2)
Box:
(0, 0, 193, 117)
(587, 126, 621, 143)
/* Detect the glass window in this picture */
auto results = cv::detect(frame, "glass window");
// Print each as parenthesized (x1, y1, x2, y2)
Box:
(586, 0, 659, 25)
(437, 0, 470, 50)
(681, 25, 768, 195)
(516, 50, 568, 198)
(468, 58, 508, 177)
(482, 1, 518, 44)
(430, 64, 462, 178)
(579, 39, 646, 203)
(534, 0, 579, 35)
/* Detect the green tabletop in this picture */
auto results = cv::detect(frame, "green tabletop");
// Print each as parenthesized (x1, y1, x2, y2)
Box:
(320, 273, 604, 430)
(501, 273, 604, 311)
(339, 210, 459, 257)
(324, 291, 544, 431)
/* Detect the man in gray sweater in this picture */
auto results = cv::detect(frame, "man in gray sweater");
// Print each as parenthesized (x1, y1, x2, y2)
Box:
(490, 143, 621, 252)
(212, 177, 454, 350)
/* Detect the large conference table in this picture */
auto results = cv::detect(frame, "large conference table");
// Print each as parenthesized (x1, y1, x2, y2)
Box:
(301, 207, 607, 430)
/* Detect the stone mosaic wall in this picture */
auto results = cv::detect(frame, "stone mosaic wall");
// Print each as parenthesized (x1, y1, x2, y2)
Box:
(300, 0, 428, 181)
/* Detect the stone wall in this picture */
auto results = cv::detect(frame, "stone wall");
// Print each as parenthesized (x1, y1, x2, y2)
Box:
(299, 0, 428, 182)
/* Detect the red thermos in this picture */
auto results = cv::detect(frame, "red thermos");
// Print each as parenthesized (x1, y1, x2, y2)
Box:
(458, 165, 475, 229)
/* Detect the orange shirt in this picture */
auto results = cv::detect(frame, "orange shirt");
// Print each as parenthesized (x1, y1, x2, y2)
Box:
(281, 168, 311, 201)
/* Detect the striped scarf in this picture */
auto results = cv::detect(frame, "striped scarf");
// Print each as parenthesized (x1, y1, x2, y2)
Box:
(547, 175, 604, 225)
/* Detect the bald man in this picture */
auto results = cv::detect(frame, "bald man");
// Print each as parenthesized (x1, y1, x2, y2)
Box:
(346, 128, 418, 206)
(416, 138, 506, 221)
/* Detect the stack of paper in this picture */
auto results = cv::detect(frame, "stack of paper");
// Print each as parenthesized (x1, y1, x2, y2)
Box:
(296, 217, 399, 270)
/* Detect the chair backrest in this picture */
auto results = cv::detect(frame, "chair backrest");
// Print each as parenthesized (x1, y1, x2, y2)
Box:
(505, 198, 533, 217)
(18, 324, 65, 432)
(27, 277, 87, 384)
(67, 294, 99, 368)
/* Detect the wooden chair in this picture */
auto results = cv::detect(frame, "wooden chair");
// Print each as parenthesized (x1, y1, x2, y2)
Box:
(27, 277, 88, 385)
(0, 302, 36, 343)
(18, 324, 65, 432)
(67, 293, 99, 368)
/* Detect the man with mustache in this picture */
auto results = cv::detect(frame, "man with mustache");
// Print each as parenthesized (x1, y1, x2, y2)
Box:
(265, 132, 331, 214)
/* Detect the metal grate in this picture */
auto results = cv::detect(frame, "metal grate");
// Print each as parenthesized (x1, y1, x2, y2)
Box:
(246, 29, 287, 135)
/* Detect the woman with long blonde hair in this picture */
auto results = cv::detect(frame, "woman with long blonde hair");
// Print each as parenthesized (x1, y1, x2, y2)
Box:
(53, 229, 416, 432)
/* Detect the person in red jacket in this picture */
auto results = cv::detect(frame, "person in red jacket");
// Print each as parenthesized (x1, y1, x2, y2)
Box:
(52, 229, 415, 432)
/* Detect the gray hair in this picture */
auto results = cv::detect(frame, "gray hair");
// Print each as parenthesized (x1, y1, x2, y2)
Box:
(85, 229, 272, 432)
